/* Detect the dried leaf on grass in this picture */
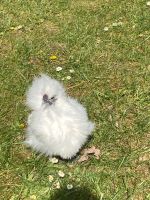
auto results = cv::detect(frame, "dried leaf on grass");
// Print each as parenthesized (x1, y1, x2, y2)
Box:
(78, 146, 101, 163)
(77, 155, 89, 163)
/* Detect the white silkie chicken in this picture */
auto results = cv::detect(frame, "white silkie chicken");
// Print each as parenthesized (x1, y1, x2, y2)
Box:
(25, 74, 94, 159)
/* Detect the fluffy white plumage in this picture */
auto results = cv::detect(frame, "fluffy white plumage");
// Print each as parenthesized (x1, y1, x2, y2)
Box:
(25, 74, 94, 159)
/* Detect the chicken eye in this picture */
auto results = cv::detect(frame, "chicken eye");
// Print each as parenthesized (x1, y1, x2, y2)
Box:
(43, 94, 56, 105)
(43, 94, 49, 101)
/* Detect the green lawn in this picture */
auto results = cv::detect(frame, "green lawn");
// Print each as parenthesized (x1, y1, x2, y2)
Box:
(0, 0, 150, 199)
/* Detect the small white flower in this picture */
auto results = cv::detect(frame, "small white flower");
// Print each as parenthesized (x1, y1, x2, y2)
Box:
(61, 78, 65, 80)
(10, 25, 23, 31)
(9, 197, 15, 200)
(146, 1, 150, 6)
(69, 69, 75, 73)
(66, 76, 71, 80)
(48, 175, 54, 182)
(67, 184, 73, 190)
(96, 38, 101, 44)
(139, 34, 144, 37)
(117, 21, 123, 26)
(132, 25, 136, 28)
(58, 170, 65, 178)
(115, 121, 119, 128)
(103, 27, 109, 31)
(56, 67, 62, 72)
(108, 114, 113, 122)
(54, 181, 61, 189)
(112, 22, 118, 27)
(30, 195, 37, 200)
(49, 157, 59, 164)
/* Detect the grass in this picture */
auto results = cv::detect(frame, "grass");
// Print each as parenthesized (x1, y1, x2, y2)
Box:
(0, 0, 150, 199)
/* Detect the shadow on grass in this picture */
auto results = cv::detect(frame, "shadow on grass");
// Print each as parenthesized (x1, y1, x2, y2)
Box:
(51, 186, 98, 200)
